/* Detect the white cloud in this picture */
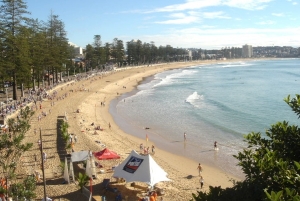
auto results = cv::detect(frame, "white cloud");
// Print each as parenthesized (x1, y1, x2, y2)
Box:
(202, 11, 231, 19)
(201, 25, 216, 28)
(292, 2, 298, 5)
(120, 27, 300, 49)
(256, 20, 275, 25)
(143, 16, 155, 21)
(169, 13, 187, 18)
(155, 14, 200, 24)
(223, 0, 273, 10)
(272, 13, 284, 17)
(154, 10, 230, 24)
(145, 0, 221, 13)
(144, 0, 273, 13)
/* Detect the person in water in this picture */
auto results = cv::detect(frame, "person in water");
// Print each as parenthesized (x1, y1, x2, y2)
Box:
(214, 141, 217, 150)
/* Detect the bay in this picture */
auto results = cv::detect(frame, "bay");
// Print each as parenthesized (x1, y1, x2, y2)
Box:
(110, 59, 300, 178)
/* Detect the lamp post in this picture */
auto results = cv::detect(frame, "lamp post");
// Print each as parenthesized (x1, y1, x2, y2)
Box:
(73, 64, 76, 76)
(5, 88, 8, 103)
(39, 128, 47, 201)
(33, 78, 36, 91)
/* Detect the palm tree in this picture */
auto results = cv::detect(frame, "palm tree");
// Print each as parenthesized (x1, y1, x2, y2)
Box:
(77, 173, 89, 193)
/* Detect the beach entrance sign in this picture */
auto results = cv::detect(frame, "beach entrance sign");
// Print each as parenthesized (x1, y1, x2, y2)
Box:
(113, 150, 170, 187)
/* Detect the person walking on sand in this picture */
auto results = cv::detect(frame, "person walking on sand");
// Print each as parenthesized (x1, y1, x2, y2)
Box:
(214, 141, 217, 150)
(200, 176, 204, 189)
(42, 151, 47, 162)
(109, 122, 111, 129)
(197, 163, 202, 176)
(151, 145, 155, 154)
(184, 132, 186, 140)
(38, 139, 41, 148)
(140, 143, 144, 153)
(74, 135, 77, 143)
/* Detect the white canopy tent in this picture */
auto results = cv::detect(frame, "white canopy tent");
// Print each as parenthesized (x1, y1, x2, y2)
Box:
(112, 150, 170, 187)
(86, 155, 97, 179)
(63, 157, 70, 183)
(71, 150, 90, 162)
(63, 151, 94, 184)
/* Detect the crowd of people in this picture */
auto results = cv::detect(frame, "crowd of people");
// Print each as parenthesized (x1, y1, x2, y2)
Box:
(139, 143, 155, 155)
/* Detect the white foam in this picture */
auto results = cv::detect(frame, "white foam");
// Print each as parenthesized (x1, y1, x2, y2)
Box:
(153, 69, 197, 88)
(185, 91, 204, 106)
(221, 63, 253, 68)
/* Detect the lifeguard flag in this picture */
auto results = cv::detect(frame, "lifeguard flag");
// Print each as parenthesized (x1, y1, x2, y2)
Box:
(146, 134, 148, 141)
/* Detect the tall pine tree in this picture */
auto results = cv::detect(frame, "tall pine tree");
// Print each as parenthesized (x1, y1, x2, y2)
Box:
(0, 0, 30, 100)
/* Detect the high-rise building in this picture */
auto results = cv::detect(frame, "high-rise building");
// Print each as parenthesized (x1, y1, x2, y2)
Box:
(68, 42, 83, 58)
(242, 44, 253, 58)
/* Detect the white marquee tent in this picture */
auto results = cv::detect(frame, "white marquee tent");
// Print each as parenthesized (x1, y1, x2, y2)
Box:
(63, 151, 96, 184)
(86, 155, 97, 179)
(112, 150, 170, 187)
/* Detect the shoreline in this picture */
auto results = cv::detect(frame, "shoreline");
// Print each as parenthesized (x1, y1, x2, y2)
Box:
(108, 61, 246, 179)
(105, 58, 287, 182)
(74, 60, 243, 199)
(16, 59, 269, 200)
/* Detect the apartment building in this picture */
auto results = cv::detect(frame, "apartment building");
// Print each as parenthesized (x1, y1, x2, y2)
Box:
(242, 44, 253, 58)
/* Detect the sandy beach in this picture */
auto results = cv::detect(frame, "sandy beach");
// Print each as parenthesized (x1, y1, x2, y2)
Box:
(16, 60, 242, 201)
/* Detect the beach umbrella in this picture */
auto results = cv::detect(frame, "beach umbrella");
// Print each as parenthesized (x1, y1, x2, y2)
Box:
(93, 148, 120, 160)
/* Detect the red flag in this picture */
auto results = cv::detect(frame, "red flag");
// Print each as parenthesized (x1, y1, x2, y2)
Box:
(146, 134, 148, 142)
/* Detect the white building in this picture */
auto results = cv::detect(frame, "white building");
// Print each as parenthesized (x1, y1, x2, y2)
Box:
(242, 44, 253, 58)
(68, 42, 83, 58)
(74, 46, 83, 57)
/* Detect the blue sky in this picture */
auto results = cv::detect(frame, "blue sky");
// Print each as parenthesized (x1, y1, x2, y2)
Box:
(26, 0, 300, 49)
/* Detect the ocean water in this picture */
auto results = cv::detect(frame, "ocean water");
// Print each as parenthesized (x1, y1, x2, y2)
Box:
(110, 59, 300, 179)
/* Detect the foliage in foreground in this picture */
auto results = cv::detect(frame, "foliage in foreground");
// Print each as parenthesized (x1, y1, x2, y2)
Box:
(192, 94, 300, 201)
(0, 106, 36, 200)
(77, 172, 90, 193)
